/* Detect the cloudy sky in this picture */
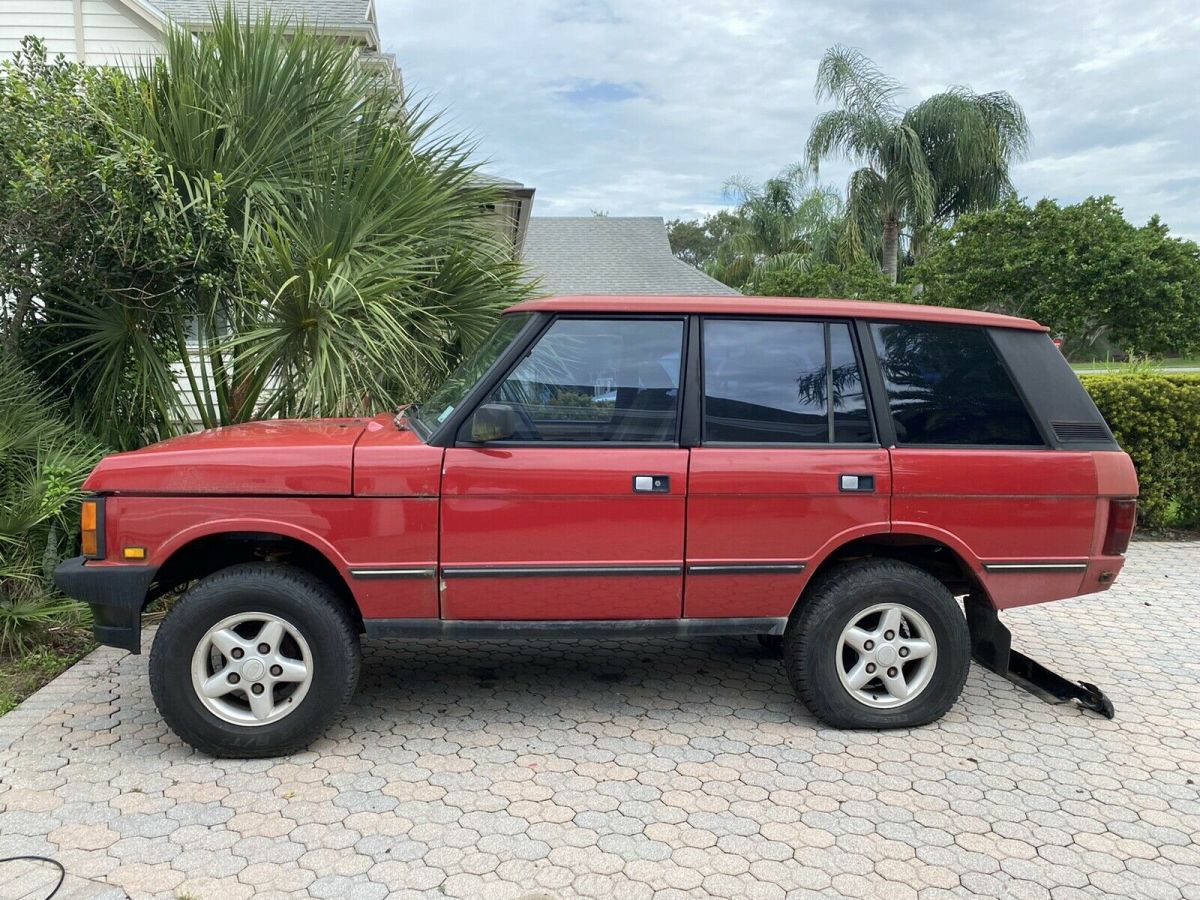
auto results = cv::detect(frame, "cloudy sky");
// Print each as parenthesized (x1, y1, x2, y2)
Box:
(376, 0, 1200, 236)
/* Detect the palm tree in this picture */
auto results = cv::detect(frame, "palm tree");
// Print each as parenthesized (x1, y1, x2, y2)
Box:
(708, 166, 855, 288)
(46, 8, 529, 446)
(806, 46, 1030, 282)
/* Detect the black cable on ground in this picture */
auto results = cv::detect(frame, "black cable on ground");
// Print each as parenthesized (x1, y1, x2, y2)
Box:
(0, 855, 66, 900)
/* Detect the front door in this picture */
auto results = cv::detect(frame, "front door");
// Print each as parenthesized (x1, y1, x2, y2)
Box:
(440, 316, 689, 620)
(684, 317, 890, 619)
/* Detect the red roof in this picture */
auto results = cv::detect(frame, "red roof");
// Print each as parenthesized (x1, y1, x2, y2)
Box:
(505, 295, 1047, 332)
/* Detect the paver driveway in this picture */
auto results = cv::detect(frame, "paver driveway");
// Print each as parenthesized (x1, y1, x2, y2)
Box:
(1, 542, 1198, 900)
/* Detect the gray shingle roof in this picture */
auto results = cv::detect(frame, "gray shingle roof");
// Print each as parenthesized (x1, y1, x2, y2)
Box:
(150, 0, 372, 30)
(522, 217, 740, 296)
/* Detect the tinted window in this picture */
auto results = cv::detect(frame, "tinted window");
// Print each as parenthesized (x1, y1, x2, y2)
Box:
(870, 322, 1043, 446)
(830, 325, 874, 443)
(488, 317, 684, 443)
(702, 320, 874, 444)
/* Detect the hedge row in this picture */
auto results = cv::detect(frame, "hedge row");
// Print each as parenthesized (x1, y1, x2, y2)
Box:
(1081, 374, 1200, 527)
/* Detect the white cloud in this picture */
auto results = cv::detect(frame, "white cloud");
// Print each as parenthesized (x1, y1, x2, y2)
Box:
(378, 0, 1200, 236)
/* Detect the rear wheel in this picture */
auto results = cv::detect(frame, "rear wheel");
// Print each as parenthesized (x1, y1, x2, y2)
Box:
(149, 563, 360, 757)
(784, 559, 970, 729)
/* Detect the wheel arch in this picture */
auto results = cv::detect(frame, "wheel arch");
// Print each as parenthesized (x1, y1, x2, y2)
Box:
(793, 529, 993, 617)
(153, 529, 362, 631)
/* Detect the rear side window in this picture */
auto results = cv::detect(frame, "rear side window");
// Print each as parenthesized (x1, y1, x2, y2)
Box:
(702, 319, 874, 444)
(870, 322, 1043, 446)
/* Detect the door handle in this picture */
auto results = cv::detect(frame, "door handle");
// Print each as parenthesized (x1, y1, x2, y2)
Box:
(633, 475, 670, 493)
(840, 474, 876, 492)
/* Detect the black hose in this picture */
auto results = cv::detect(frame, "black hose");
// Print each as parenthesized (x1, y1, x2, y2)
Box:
(0, 855, 66, 900)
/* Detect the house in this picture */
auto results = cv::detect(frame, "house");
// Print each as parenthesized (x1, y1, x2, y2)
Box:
(0, 0, 396, 75)
(521, 216, 740, 296)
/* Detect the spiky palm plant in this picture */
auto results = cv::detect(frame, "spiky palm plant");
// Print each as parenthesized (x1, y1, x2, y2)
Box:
(806, 46, 1030, 282)
(0, 351, 100, 653)
(49, 7, 530, 443)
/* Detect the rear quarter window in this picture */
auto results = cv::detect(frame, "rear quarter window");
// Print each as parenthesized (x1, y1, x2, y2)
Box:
(870, 322, 1043, 446)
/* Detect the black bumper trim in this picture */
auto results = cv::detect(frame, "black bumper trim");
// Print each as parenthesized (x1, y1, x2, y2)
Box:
(52, 556, 158, 654)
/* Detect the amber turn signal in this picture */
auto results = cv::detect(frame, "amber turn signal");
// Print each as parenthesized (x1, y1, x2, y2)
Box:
(81, 499, 102, 559)
(122, 547, 146, 560)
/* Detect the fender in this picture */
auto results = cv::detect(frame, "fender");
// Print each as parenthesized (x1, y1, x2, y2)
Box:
(797, 521, 993, 608)
(153, 516, 351, 576)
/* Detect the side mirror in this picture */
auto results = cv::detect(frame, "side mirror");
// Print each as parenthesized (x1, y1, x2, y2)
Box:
(470, 403, 516, 442)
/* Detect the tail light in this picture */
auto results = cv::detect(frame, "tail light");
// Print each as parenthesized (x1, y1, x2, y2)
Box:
(81, 498, 105, 559)
(1102, 498, 1137, 556)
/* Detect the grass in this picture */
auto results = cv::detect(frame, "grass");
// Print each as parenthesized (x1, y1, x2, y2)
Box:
(1071, 356, 1200, 372)
(0, 626, 95, 716)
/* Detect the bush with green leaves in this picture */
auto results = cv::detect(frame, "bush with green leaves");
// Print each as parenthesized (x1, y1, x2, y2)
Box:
(1082, 374, 1200, 527)
(0, 351, 102, 653)
(1, 11, 531, 450)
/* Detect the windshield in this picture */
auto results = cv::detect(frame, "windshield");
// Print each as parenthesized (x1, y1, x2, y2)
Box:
(411, 314, 532, 437)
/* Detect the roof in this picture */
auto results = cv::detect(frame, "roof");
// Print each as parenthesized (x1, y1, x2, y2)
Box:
(505, 295, 1048, 331)
(150, 0, 373, 33)
(521, 217, 740, 297)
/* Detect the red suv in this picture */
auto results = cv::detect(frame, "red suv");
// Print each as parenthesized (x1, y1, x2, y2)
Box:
(55, 296, 1138, 757)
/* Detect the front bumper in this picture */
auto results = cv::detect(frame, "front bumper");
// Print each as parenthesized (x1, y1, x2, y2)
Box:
(53, 556, 158, 654)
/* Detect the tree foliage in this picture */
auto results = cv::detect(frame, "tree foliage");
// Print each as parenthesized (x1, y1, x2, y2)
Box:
(668, 169, 862, 290)
(0, 14, 531, 450)
(913, 197, 1200, 357)
(806, 45, 1029, 282)
(666, 210, 740, 269)
(749, 260, 907, 302)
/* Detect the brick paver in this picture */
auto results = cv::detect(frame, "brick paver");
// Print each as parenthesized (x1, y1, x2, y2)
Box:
(1, 542, 1197, 899)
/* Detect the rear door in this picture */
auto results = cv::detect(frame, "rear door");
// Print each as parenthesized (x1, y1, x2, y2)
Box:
(867, 321, 1099, 608)
(440, 316, 689, 620)
(684, 318, 891, 619)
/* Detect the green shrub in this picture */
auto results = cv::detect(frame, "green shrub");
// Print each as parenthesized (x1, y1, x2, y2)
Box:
(0, 350, 102, 652)
(1081, 374, 1200, 527)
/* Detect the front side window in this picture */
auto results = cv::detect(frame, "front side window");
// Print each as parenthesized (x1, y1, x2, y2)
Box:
(870, 322, 1043, 446)
(487, 317, 684, 443)
(413, 313, 531, 437)
(702, 319, 874, 444)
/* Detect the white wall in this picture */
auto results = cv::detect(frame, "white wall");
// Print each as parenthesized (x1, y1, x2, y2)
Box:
(0, 0, 162, 68)
(80, 0, 162, 67)
(0, 0, 78, 59)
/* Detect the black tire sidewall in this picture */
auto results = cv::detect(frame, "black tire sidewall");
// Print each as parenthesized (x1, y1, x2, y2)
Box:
(150, 564, 360, 757)
(787, 562, 970, 729)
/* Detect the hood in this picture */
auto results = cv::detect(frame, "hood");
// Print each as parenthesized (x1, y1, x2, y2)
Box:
(84, 418, 371, 495)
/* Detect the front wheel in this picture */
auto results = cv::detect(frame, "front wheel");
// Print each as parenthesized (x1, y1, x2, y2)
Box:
(149, 563, 361, 757)
(784, 559, 970, 729)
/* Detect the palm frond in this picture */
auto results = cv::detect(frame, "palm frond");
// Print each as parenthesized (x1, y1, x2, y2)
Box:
(814, 45, 903, 120)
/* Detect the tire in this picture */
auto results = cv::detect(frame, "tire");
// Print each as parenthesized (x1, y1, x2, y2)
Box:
(149, 563, 360, 758)
(784, 559, 970, 729)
